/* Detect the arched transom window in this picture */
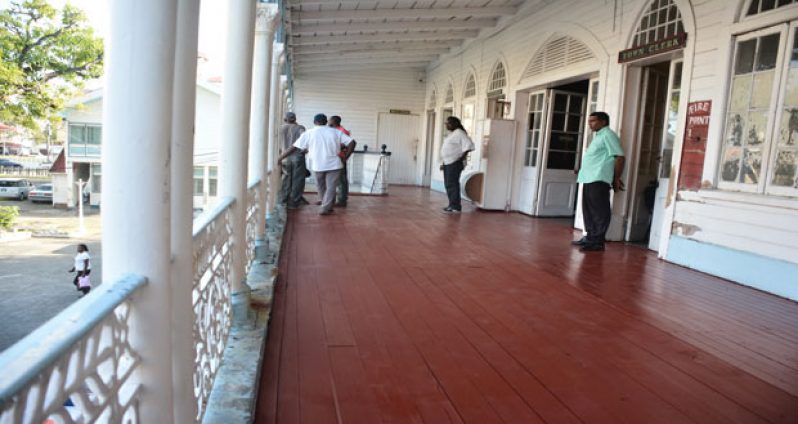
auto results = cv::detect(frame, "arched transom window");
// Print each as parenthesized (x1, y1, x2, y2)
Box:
(746, 0, 798, 16)
(487, 61, 507, 97)
(463, 73, 476, 98)
(632, 0, 684, 48)
(444, 83, 454, 104)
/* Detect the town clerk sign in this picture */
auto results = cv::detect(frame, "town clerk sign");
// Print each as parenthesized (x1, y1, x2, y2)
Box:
(618, 33, 687, 63)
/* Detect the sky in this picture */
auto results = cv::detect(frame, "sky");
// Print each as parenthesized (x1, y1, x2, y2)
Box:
(1, 0, 229, 78)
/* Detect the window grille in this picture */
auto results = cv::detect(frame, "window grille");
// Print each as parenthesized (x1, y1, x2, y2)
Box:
(631, 0, 684, 48)
(746, 0, 798, 16)
(488, 61, 507, 97)
(463, 73, 476, 98)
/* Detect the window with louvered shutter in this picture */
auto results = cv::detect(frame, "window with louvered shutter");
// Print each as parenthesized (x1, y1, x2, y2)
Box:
(521, 36, 596, 81)
(488, 62, 507, 97)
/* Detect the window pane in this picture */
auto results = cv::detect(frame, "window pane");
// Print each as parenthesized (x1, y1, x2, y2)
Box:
(209, 179, 218, 196)
(747, 0, 760, 15)
(771, 150, 798, 186)
(209, 166, 218, 178)
(735, 39, 757, 75)
(193, 179, 203, 195)
(550, 133, 578, 151)
(673, 62, 683, 89)
(552, 112, 566, 131)
(761, 0, 776, 11)
(193, 166, 204, 178)
(554, 94, 568, 111)
(756, 34, 781, 71)
(546, 151, 576, 169)
(726, 113, 746, 146)
(751, 70, 775, 108)
(568, 96, 583, 113)
(69, 125, 85, 145)
(740, 148, 762, 183)
(747, 111, 768, 145)
(721, 146, 742, 181)
(729, 76, 752, 113)
(566, 115, 582, 133)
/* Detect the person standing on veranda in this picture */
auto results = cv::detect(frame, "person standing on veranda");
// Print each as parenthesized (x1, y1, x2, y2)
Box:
(572, 111, 625, 252)
(440, 116, 474, 213)
(278, 113, 355, 215)
(329, 115, 355, 207)
(279, 112, 307, 208)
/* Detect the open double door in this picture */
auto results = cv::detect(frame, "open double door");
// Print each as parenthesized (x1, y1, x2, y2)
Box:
(518, 81, 597, 216)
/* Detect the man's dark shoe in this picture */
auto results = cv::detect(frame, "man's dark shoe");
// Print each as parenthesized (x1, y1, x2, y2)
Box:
(571, 237, 587, 246)
(579, 243, 605, 252)
(298, 197, 310, 205)
(335, 202, 347, 207)
(319, 210, 334, 216)
(315, 200, 322, 205)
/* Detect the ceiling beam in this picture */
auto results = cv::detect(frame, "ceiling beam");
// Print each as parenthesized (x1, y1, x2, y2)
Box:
(292, 18, 497, 34)
(295, 60, 430, 72)
(290, 30, 478, 45)
(294, 7, 517, 22)
(296, 52, 439, 64)
(293, 40, 460, 55)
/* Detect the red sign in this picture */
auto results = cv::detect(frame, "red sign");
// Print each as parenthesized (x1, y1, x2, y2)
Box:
(678, 101, 712, 190)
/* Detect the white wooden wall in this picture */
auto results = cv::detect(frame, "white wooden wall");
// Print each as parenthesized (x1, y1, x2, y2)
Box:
(293, 69, 426, 155)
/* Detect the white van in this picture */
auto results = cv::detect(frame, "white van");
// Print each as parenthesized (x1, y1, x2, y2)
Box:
(0, 178, 33, 200)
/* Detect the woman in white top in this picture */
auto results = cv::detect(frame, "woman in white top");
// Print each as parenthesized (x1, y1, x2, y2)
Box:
(440, 116, 475, 213)
(69, 243, 92, 295)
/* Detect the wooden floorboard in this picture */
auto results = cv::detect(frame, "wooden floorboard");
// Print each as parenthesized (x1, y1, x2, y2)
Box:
(254, 187, 798, 424)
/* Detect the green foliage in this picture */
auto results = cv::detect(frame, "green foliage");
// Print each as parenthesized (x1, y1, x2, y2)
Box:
(0, 206, 20, 230)
(0, 0, 103, 132)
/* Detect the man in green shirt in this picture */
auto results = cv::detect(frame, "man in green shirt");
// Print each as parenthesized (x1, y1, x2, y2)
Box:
(573, 112, 625, 252)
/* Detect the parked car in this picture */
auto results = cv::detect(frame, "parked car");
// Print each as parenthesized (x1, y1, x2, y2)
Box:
(0, 159, 23, 168)
(29, 183, 54, 203)
(0, 178, 33, 200)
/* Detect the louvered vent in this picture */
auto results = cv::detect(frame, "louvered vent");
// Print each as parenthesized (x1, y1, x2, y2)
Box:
(522, 36, 596, 80)
(463, 74, 476, 98)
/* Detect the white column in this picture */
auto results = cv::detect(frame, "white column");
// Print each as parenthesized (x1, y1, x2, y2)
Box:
(169, 0, 201, 422)
(219, 0, 257, 311)
(248, 3, 279, 241)
(103, 1, 177, 422)
(266, 44, 285, 214)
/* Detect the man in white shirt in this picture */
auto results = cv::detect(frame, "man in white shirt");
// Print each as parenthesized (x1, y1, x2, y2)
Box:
(278, 113, 355, 215)
(440, 116, 475, 213)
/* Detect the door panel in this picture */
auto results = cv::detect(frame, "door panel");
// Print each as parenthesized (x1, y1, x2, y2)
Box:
(423, 110, 436, 186)
(377, 112, 421, 185)
(628, 63, 670, 241)
(536, 90, 586, 216)
(518, 91, 546, 214)
(574, 78, 600, 230)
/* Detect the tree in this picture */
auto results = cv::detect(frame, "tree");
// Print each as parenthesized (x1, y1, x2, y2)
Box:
(0, 0, 102, 132)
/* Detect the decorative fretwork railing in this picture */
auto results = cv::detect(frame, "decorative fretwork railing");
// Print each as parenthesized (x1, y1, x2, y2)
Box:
(191, 197, 235, 422)
(0, 274, 147, 424)
(246, 180, 262, 273)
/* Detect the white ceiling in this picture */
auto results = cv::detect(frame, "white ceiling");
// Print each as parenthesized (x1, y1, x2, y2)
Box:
(285, 0, 526, 75)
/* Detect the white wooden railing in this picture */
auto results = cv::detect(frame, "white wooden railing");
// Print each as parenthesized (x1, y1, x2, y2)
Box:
(0, 185, 263, 424)
(0, 274, 147, 424)
(191, 196, 235, 421)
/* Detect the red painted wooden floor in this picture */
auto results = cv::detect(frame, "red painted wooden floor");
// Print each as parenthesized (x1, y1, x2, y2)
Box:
(254, 187, 798, 424)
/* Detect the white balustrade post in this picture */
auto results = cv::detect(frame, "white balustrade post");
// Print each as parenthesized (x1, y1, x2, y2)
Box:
(219, 0, 257, 321)
(249, 4, 279, 241)
(266, 44, 284, 214)
(102, 0, 178, 422)
(170, 0, 201, 421)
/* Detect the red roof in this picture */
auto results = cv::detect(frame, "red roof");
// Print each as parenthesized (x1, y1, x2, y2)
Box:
(50, 149, 66, 173)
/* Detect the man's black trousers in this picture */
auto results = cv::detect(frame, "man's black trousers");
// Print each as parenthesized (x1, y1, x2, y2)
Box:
(582, 181, 612, 245)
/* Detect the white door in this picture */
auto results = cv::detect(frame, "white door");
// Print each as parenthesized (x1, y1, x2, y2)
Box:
(649, 60, 684, 250)
(377, 112, 421, 185)
(536, 90, 587, 216)
(628, 63, 669, 242)
(574, 78, 600, 230)
(518, 91, 547, 214)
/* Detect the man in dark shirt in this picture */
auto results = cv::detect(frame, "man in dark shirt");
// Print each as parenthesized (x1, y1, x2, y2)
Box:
(279, 112, 307, 208)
